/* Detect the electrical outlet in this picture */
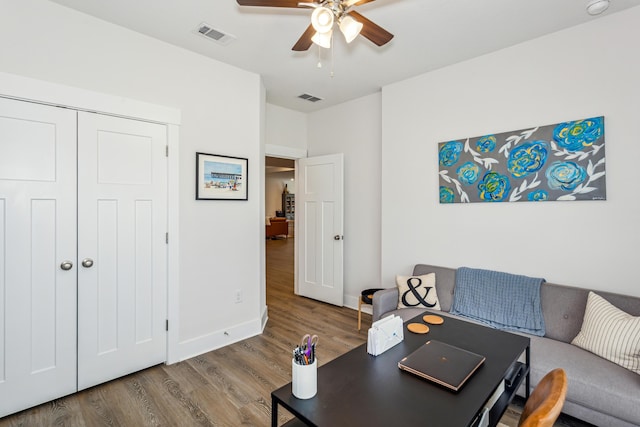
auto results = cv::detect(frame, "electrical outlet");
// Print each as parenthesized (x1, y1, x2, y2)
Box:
(235, 289, 242, 303)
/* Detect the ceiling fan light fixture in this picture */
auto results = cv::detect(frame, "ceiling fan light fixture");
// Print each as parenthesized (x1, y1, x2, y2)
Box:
(311, 30, 333, 49)
(339, 15, 363, 44)
(311, 7, 334, 34)
(586, 0, 610, 15)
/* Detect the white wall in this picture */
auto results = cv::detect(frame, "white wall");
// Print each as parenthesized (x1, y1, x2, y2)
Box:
(308, 93, 382, 309)
(266, 104, 307, 150)
(0, 0, 265, 360)
(381, 7, 640, 297)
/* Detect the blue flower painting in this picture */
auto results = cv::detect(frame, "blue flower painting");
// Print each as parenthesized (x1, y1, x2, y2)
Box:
(553, 117, 604, 152)
(528, 190, 549, 202)
(439, 141, 463, 167)
(546, 161, 587, 191)
(476, 135, 496, 153)
(457, 162, 480, 185)
(440, 186, 455, 203)
(438, 116, 606, 203)
(507, 141, 548, 178)
(478, 171, 511, 202)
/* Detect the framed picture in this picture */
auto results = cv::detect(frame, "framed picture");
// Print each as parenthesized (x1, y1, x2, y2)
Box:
(438, 116, 606, 203)
(196, 152, 248, 200)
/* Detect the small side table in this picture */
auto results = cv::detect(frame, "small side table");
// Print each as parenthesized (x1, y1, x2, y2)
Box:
(358, 288, 384, 331)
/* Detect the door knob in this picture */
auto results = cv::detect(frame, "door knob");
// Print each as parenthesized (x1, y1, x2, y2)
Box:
(334, 235, 343, 240)
(60, 261, 73, 271)
(82, 258, 94, 268)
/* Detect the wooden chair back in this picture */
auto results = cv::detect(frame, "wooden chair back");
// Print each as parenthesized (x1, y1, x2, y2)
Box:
(519, 368, 568, 427)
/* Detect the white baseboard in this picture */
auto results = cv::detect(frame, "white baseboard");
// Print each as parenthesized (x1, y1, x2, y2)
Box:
(176, 299, 365, 363)
(176, 318, 263, 362)
(261, 306, 269, 331)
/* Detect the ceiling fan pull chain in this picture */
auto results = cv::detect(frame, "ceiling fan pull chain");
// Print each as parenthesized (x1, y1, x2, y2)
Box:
(330, 32, 335, 78)
(317, 44, 323, 68)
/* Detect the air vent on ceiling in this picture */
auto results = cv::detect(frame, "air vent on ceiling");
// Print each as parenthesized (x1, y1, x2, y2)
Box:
(195, 23, 236, 46)
(298, 93, 323, 103)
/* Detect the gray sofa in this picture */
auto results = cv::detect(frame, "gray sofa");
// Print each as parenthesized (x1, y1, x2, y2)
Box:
(372, 264, 640, 427)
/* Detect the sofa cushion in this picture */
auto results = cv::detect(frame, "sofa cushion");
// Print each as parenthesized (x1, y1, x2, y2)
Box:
(539, 282, 590, 343)
(528, 335, 640, 425)
(541, 283, 640, 344)
(571, 292, 640, 375)
(396, 273, 441, 310)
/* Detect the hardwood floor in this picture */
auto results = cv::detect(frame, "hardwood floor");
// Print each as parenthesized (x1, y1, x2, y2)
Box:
(0, 238, 366, 426)
(0, 238, 589, 426)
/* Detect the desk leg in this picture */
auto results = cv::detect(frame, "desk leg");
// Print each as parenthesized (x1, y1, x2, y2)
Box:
(272, 395, 278, 427)
(525, 346, 531, 399)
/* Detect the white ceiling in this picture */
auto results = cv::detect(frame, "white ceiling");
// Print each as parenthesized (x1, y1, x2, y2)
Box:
(49, 0, 640, 113)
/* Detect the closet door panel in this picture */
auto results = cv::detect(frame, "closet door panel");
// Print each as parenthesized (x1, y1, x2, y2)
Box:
(30, 200, 58, 371)
(0, 113, 56, 181)
(77, 112, 167, 390)
(0, 97, 77, 417)
(96, 199, 119, 354)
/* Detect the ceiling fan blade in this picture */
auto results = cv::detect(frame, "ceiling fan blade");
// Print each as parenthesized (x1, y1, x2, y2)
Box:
(292, 24, 316, 51)
(348, 10, 394, 46)
(236, 0, 304, 7)
(343, 0, 376, 7)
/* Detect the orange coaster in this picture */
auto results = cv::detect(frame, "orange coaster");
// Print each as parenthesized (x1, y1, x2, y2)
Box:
(407, 323, 430, 334)
(423, 314, 444, 325)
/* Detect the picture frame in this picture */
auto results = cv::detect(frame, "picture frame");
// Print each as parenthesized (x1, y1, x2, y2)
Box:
(438, 116, 606, 203)
(196, 152, 248, 200)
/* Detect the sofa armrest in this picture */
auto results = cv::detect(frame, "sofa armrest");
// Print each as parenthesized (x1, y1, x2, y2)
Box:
(372, 288, 398, 322)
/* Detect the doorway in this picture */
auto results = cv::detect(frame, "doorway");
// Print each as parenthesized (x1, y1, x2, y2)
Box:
(263, 153, 345, 307)
(265, 156, 296, 299)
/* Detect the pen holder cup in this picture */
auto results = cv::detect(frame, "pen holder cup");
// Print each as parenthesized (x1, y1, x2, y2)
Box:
(292, 358, 317, 399)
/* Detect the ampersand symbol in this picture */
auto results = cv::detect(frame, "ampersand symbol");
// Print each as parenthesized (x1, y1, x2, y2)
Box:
(401, 277, 436, 307)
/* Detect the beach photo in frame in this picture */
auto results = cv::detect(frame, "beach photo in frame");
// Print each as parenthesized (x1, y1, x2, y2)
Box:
(196, 152, 248, 200)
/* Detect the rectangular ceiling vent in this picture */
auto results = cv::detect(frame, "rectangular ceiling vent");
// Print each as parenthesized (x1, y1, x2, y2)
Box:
(196, 23, 236, 46)
(298, 93, 323, 103)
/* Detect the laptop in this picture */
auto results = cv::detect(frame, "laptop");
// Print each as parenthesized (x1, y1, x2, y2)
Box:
(398, 340, 486, 391)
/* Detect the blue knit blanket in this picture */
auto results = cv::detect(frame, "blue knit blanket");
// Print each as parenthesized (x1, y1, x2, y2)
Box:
(450, 267, 546, 336)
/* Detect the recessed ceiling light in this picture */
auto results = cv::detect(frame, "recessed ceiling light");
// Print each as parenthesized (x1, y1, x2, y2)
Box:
(586, 0, 610, 15)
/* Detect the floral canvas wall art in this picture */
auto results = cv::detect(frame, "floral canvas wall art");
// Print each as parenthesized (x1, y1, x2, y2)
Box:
(438, 116, 606, 203)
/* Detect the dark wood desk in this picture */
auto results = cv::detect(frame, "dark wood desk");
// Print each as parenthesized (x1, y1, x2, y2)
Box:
(272, 312, 530, 427)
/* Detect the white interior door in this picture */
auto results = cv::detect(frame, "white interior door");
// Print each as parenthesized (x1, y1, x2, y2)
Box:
(0, 98, 77, 416)
(77, 112, 168, 390)
(297, 154, 344, 306)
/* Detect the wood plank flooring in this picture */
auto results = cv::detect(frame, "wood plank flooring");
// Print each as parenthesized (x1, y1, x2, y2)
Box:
(0, 238, 589, 426)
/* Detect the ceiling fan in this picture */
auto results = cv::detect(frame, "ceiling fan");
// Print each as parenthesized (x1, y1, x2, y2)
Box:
(236, 0, 394, 51)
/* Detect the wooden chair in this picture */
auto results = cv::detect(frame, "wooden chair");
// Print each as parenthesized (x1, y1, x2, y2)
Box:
(518, 368, 568, 427)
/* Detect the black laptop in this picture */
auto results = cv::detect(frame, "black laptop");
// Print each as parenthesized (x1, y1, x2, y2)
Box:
(398, 340, 486, 391)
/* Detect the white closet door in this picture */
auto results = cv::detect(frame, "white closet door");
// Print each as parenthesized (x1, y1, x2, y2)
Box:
(77, 112, 167, 390)
(0, 98, 77, 417)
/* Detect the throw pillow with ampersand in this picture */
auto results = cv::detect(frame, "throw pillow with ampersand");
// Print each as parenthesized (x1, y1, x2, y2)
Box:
(396, 273, 441, 310)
